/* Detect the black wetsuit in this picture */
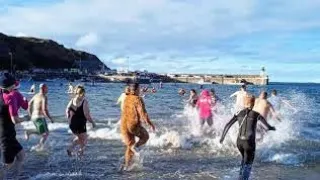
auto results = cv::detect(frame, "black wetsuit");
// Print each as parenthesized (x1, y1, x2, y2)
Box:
(220, 108, 275, 180)
(0, 93, 23, 164)
(69, 100, 87, 134)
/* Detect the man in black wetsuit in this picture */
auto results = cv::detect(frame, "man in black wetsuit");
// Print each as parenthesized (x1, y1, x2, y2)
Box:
(220, 95, 275, 180)
(0, 74, 25, 179)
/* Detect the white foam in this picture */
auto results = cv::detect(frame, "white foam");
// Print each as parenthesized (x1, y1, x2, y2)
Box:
(87, 126, 121, 140)
(19, 121, 69, 131)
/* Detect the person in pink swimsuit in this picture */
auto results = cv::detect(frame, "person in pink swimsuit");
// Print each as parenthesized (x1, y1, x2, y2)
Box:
(196, 90, 213, 127)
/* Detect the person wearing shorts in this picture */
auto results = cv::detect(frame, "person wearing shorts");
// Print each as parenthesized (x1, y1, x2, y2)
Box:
(25, 84, 54, 149)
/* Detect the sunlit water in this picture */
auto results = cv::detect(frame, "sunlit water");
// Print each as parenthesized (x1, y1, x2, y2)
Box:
(11, 82, 320, 179)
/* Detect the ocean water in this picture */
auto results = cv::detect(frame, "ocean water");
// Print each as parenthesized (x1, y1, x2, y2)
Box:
(11, 82, 320, 179)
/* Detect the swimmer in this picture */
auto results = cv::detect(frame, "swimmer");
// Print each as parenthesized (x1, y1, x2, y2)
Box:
(268, 90, 297, 113)
(117, 86, 130, 111)
(187, 89, 198, 107)
(253, 91, 281, 121)
(196, 90, 213, 128)
(178, 88, 186, 96)
(66, 86, 95, 157)
(253, 91, 281, 140)
(30, 83, 36, 94)
(0, 74, 26, 179)
(151, 87, 157, 93)
(210, 88, 221, 106)
(25, 84, 54, 149)
(230, 85, 249, 113)
(220, 95, 275, 180)
(67, 83, 73, 94)
(120, 83, 155, 171)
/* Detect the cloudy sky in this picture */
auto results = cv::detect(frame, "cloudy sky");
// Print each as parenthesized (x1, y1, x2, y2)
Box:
(1, 0, 320, 82)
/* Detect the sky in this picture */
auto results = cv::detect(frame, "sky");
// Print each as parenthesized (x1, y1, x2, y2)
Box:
(1, 0, 320, 82)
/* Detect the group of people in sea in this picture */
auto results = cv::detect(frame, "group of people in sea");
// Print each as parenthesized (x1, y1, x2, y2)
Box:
(0, 71, 295, 180)
(178, 84, 295, 179)
(0, 73, 97, 179)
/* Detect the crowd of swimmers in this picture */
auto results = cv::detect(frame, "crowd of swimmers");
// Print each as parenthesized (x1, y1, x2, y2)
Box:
(0, 72, 295, 179)
(177, 84, 295, 179)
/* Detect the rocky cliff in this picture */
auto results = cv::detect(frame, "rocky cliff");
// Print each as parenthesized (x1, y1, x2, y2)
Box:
(0, 33, 109, 71)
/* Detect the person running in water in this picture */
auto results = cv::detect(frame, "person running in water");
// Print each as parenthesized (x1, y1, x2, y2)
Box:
(253, 91, 281, 121)
(187, 89, 198, 107)
(220, 95, 276, 180)
(120, 83, 155, 171)
(67, 83, 74, 94)
(0, 74, 26, 179)
(196, 90, 213, 128)
(210, 88, 221, 105)
(178, 88, 186, 96)
(25, 84, 54, 149)
(253, 91, 280, 139)
(230, 85, 249, 113)
(117, 86, 130, 111)
(66, 86, 95, 157)
(268, 89, 296, 113)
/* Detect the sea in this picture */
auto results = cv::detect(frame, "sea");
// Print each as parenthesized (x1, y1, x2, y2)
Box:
(10, 81, 320, 179)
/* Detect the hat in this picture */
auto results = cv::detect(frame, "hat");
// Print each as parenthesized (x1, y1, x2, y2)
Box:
(0, 73, 16, 89)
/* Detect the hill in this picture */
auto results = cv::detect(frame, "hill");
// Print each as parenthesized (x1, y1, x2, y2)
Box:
(0, 33, 109, 71)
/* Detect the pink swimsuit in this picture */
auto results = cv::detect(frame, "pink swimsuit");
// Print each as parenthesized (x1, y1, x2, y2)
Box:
(196, 90, 212, 119)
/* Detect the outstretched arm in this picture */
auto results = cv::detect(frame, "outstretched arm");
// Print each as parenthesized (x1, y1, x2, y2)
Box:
(258, 116, 275, 131)
(230, 91, 238, 98)
(282, 99, 297, 112)
(137, 97, 155, 131)
(220, 115, 238, 143)
(269, 103, 281, 122)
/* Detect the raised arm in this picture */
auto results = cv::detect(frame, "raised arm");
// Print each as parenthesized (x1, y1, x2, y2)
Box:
(220, 115, 238, 143)
(137, 97, 155, 131)
(42, 96, 53, 123)
(258, 115, 275, 131)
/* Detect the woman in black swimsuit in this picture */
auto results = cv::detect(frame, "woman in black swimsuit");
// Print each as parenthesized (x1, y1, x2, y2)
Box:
(66, 86, 95, 157)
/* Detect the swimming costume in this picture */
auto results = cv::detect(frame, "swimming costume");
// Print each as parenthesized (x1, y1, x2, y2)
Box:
(197, 96, 212, 119)
(0, 92, 23, 164)
(32, 117, 48, 134)
(69, 100, 87, 134)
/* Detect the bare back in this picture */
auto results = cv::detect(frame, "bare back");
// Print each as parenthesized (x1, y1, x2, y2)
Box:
(252, 98, 271, 119)
(31, 93, 46, 118)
